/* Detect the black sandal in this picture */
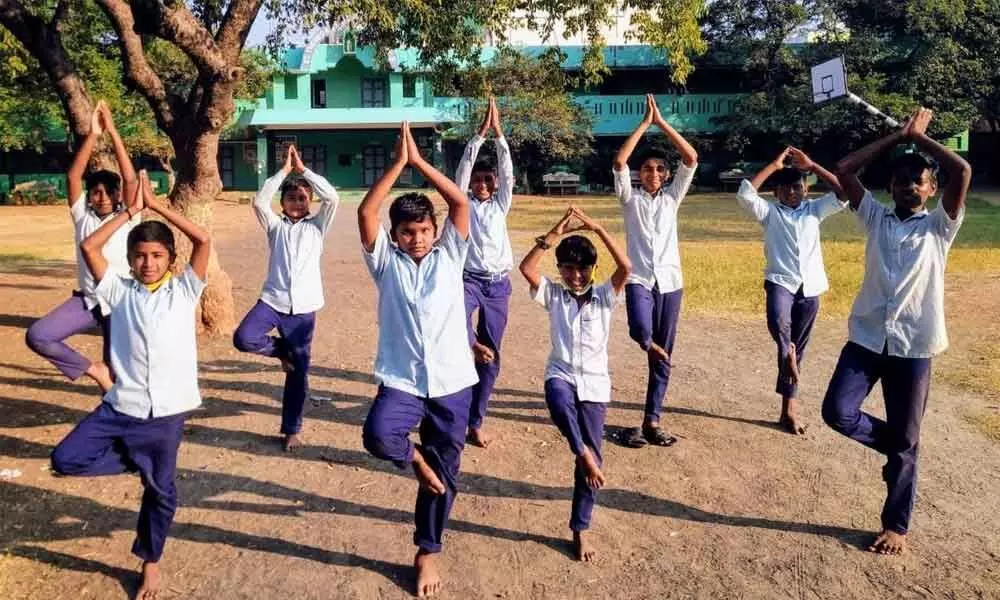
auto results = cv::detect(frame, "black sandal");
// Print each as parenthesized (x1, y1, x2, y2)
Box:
(624, 427, 648, 448)
(643, 425, 678, 447)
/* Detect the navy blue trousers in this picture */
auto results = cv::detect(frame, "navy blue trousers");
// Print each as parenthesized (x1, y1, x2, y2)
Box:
(362, 385, 473, 553)
(233, 300, 316, 434)
(544, 378, 606, 532)
(764, 281, 820, 399)
(625, 283, 682, 421)
(50, 402, 186, 562)
(822, 342, 932, 534)
(463, 273, 512, 430)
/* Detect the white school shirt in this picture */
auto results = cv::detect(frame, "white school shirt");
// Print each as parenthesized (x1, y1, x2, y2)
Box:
(848, 190, 964, 358)
(95, 266, 206, 419)
(362, 219, 478, 398)
(71, 195, 140, 315)
(253, 169, 340, 314)
(736, 180, 846, 297)
(454, 134, 515, 276)
(532, 277, 623, 404)
(614, 162, 698, 292)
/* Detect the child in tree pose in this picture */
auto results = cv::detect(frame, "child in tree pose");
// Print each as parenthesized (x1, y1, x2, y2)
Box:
(455, 96, 516, 448)
(358, 122, 477, 597)
(26, 101, 138, 392)
(736, 146, 845, 434)
(520, 205, 631, 562)
(614, 94, 699, 448)
(52, 170, 212, 599)
(822, 107, 970, 555)
(232, 145, 339, 451)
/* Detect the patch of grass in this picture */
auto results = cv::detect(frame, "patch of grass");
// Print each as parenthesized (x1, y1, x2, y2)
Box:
(964, 410, 1000, 442)
(507, 192, 1000, 317)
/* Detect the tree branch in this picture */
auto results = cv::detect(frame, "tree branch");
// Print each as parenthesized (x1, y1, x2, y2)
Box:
(215, 0, 262, 63)
(94, 0, 177, 134)
(130, 0, 233, 80)
(0, 0, 93, 140)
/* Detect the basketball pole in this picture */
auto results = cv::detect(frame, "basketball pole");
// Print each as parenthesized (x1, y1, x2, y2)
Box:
(845, 92, 901, 128)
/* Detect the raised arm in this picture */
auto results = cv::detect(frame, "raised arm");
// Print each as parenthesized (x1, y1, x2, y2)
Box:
(907, 109, 971, 219)
(358, 124, 408, 251)
(750, 148, 788, 190)
(67, 102, 104, 207)
(492, 98, 515, 212)
(98, 104, 137, 208)
(141, 171, 211, 280)
(614, 93, 656, 171)
(651, 94, 698, 167)
(455, 99, 493, 192)
(253, 147, 292, 230)
(787, 147, 843, 199)
(80, 172, 142, 282)
(293, 148, 340, 234)
(519, 208, 573, 291)
(571, 206, 632, 293)
(836, 117, 910, 210)
(404, 122, 469, 238)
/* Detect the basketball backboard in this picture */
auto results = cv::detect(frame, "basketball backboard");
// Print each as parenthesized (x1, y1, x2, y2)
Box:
(811, 57, 847, 103)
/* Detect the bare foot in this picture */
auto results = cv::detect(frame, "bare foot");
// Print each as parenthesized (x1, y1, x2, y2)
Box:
(868, 530, 907, 555)
(282, 433, 302, 452)
(576, 447, 605, 489)
(136, 561, 161, 600)
(779, 397, 807, 435)
(414, 550, 442, 598)
(411, 447, 446, 495)
(466, 427, 490, 448)
(573, 531, 596, 562)
(279, 355, 295, 373)
(785, 343, 799, 385)
(84, 361, 113, 393)
(472, 341, 495, 364)
(647, 343, 669, 363)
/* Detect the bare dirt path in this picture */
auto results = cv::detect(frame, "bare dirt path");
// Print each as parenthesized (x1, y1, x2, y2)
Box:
(1, 203, 998, 599)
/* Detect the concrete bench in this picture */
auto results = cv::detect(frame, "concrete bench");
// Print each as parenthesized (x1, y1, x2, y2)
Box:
(542, 172, 581, 195)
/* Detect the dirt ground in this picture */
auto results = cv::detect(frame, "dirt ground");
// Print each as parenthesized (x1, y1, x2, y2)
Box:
(1, 202, 999, 600)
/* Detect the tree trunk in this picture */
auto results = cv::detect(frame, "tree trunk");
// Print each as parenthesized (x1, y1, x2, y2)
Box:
(169, 129, 235, 336)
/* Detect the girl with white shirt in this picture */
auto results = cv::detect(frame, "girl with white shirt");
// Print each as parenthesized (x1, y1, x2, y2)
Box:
(51, 171, 211, 600)
(736, 147, 845, 434)
(358, 122, 475, 599)
(519, 205, 632, 563)
(25, 101, 138, 393)
(232, 145, 339, 452)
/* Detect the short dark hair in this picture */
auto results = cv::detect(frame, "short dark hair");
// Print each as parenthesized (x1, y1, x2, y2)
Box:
(127, 221, 176, 262)
(85, 170, 121, 194)
(472, 158, 496, 174)
(771, 167, 807, 187)
(555, 235, 598, 268)
(389, 192, 437, 232)
(890, 152, 938, 185)
(637, 149, 669, 168)
(280, 177, 312, 199)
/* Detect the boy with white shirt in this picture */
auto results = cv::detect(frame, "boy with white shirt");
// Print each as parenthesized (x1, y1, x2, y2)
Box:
(823, 107, 971, 555)
(232, 145, 340, 451)
(454, 96, 515, 448)
(613, 93, 699, 448)
(53, 171, 212, 599)
(359, 122, 476, 598)
(736, 147, 845, 434)
(26, 101, 138, 393)
(520, 205, 631, 563)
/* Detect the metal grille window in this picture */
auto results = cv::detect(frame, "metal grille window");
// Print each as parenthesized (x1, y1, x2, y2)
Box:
(300, 146, 327, 175)
(362, 145, 386, 186)
(219, 145, 234, 189)
(362, 78, 387, 107)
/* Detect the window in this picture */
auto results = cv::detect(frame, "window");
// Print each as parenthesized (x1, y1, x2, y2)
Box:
(283, 75, 298, 100)
(300, 146, 327, 174)
(219, 145, 234, 189)
(362, 145, 386, 186)
(362, 78, 387, 107)
(403, 74, 417, 99)
(343, 32, 357, 54)
(311, 77, 327, 108)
